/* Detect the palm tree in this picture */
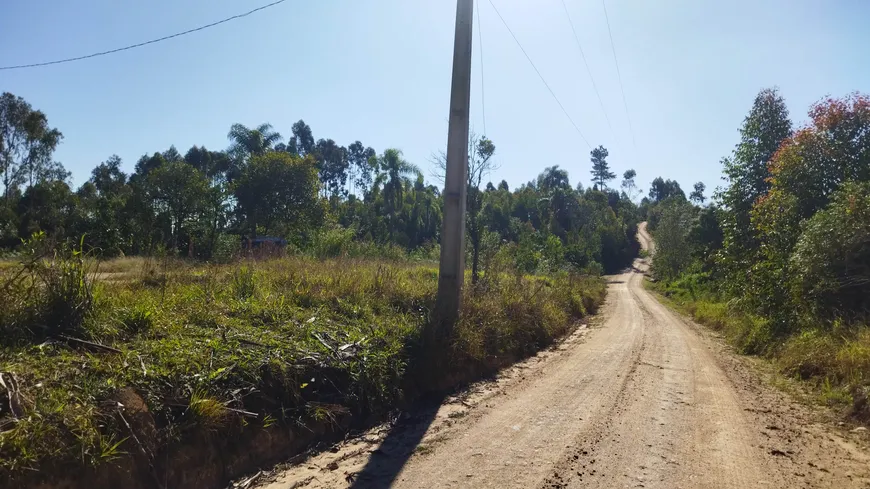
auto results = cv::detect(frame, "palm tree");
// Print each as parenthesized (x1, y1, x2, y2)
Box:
(375, 149, 420, 240)
(227, 123, 283, 162)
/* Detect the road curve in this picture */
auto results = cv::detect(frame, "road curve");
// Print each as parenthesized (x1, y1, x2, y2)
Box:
(260, 225, 869, 489)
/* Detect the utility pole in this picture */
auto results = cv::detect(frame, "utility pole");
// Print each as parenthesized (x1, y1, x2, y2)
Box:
(435, 0, 474, 331)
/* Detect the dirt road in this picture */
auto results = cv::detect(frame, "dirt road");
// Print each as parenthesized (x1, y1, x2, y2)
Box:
(257, 224, 869, 489)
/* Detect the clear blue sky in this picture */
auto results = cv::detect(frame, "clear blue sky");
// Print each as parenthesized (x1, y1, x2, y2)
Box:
(2, 0, 868, 197)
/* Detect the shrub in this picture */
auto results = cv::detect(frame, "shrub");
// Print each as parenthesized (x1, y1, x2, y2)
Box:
(790, 181, 870, 324)
(0, 234, 98, 343)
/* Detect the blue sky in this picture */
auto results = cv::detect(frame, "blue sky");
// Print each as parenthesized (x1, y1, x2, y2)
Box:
(2, 0, 868, 198)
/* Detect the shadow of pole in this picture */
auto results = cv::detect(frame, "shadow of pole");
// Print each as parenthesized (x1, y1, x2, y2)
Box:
(349, 395, 447, 489)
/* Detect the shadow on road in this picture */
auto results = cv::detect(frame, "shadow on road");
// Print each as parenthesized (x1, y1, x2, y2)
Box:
(349, 395, 446, 489)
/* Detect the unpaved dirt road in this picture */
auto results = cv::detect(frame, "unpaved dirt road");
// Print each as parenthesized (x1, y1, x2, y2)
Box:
(256, 223, 869, 489)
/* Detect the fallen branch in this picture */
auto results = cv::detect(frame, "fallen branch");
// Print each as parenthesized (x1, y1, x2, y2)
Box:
(224, 406, 259, 418)
(0, 372, 23, 418)
(59, 335, 122, 354)
(311, 332, 335, 354)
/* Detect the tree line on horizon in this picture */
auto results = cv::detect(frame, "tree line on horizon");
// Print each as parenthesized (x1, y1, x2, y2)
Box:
(0, 91, 677, 277)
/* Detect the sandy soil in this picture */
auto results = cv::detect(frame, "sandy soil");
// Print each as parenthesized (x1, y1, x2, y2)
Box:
(248, 224, 870, 489)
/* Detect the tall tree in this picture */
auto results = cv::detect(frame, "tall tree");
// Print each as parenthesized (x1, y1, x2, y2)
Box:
(313, 138, 349, 198)
(233, 152, 322, 238)
(227, 123, 283, 163)
(376, 149, 421, 242)
(719, 88, 792, 294)
(590, 145, 615, 189)
(145, 161, 209, 250)
(0, 93, 64, 201)
(288, 120, 315, 157)
(537, 165, 571, 194)
(621, 169, 639, 200)
(433, 133, 497, 283)
(347, 141, 376, 197)
(689, 182, 706, 204)
(649, 177, 685, 202)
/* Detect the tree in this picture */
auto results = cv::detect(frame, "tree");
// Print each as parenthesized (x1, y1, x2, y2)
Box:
(649, 177, 685, 202)
(689, 182, 706, 204)
(0, 93, 64, 201)
(590, 145, 615, 189)
(537, 166, 570, 194)
(466, 136, 497, 283)
(227, 123, 283, 163)
(651, 202, 693, 280)
(288, 120, 315, 157)
(347, 141, 376, 197)
(719, 88, 792, 295)
(376, 149, 421, 242)
(184, 146, 231, 183)
(621, 169, 639, 200)
(133, 152, 167, 180)
(17, 180, 77, 241)
(749, 93, 870, 320)
(80, 155, 133, 254)
(313, 138, 349, 198)
(145, 161, 210, 251)
(233, 152, 322, 238)
(790, 181, 870, 322)
(433, 133, 497, 283)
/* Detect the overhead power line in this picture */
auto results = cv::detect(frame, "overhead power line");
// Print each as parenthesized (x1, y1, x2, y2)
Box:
(486, 0, 591, 149)
(559, 0, 616, 141)
(0, 0, 288, 71)
(477, 3, 487, 136)
(601, 0, 636, 147)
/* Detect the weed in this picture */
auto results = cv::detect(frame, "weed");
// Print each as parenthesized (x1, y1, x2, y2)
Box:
(189, 389, 228, 426)
(118, 304, 154, 336)
(232, 265, 257, 301)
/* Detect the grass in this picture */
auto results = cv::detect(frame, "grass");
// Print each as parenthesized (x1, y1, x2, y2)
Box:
(646, 277, 870, 420)
(0, 251, 605, 483)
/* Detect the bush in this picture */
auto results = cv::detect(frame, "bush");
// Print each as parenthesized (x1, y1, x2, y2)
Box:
(791, 181, 870, 323)
(0, 234, 98, 343)
(310, 225, 356, 259)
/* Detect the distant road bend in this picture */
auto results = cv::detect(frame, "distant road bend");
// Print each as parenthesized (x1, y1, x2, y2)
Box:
(260, 223, 870, 489)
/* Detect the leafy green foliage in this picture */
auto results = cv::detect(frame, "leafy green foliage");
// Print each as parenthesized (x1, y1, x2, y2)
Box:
(790, 182, 870, 322)
(650, 202, 694, 280)
(233, 152, 323, 238)
(648, 89, 870, 421)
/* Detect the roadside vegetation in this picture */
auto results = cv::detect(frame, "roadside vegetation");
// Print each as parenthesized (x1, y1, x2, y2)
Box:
(0, 236, 605, 483)
(0, 91, 633, 485)
(644, 89, 870, 420)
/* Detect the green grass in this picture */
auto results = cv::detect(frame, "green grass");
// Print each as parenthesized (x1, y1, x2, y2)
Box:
(647, 278, 870, 420)
(0, 253, 605, 481)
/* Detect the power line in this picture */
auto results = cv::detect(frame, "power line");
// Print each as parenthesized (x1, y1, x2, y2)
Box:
(559, 0, 616, 141)
(476, 3, 487, 137)
(0, 0, 288, 71)
(486, 0, 591, 149)
(601, 0, 636, 147)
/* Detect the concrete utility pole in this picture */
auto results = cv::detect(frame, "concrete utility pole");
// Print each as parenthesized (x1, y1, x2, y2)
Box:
(435, 0, 474, 330)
